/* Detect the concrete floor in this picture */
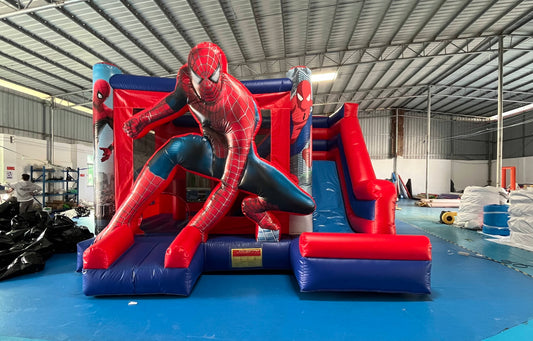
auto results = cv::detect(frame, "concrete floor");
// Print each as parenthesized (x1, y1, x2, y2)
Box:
(2, 201, 533, 340)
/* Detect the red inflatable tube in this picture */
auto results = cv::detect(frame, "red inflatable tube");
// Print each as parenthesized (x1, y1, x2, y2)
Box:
(165, 225, 204, 268)
(339, 116, 375, 183)
(299, 232, 432, 260)
(313, 121, 341, 141)
(354, 178, 397, 234)
(83, 227, 135, 269)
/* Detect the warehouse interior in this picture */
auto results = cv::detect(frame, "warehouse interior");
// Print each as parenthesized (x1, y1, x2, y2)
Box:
(0, 0, 532, 340)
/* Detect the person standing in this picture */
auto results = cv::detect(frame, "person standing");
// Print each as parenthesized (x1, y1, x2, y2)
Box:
(6, 173, 41, 214)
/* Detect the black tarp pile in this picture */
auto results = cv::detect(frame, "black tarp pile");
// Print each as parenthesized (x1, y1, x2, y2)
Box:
(0, 199, 93, 281)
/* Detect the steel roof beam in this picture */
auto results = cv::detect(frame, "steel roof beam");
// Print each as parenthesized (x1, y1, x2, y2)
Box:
(151, 0, 195, 49)
(118, 0, 186, 65)
(0, 49, 83, 90)
(48, 3, 154, 76)
(0, 18, 93, 71)
(0, 63, 69, 94)
(248, 0, 267, 58)
(0, 35, 91, 83)
(0, 0, 88, 19)
(368, 0, 482, 111)
(218, 0, 251, 61)
(184, 0, 218, 49)
(356, 0, 451, 111)
(401, 3, 531, 111)
(86, 1, 173, 74)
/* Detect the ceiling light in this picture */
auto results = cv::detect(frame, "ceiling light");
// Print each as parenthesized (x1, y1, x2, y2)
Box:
(311, 72, 337, 83)
(0, 78, 92, 115)
(489, 103, 533, 121)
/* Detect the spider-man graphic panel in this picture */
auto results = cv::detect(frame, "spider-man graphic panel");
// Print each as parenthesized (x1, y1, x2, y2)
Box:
(92, 63, 122, 233)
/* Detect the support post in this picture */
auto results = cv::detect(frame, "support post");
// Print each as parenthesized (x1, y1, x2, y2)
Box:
(425, 86, 431, 200)
(394, 108, 399, 198)
(50, 99, 55, 165)
(496, 36, 504, 188)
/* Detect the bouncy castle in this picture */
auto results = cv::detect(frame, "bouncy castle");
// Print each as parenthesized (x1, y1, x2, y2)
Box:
(79, 43, 431, 296)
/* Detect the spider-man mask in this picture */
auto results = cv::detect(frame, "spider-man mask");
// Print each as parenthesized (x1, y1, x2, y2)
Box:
(188, 42, 228, 102)
(93, 79, 110, 105)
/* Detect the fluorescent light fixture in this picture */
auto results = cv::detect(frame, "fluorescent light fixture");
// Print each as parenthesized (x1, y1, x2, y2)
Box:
(311, 72, 337, 83)
(0, 78, 50, 100)
(0, 78, 92, 115)
(489, 103, 533, 121)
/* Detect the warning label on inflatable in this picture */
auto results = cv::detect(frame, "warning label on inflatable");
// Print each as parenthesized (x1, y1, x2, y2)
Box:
(231, 248, 263, 268)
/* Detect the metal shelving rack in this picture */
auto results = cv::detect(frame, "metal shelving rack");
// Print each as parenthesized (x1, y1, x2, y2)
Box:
(30, 166, 79, 211)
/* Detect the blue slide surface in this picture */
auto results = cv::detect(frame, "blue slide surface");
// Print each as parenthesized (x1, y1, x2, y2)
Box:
(311, 160, 353, 233)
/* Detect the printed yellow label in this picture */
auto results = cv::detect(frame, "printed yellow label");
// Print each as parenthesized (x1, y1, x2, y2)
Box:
(231, 248, 263, 268)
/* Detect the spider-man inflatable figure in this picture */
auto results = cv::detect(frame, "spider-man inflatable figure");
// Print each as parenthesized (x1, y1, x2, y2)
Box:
(85, 42, 315, 269)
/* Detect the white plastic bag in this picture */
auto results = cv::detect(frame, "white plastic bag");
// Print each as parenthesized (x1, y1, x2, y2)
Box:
(509, 190, 533, 247)
(454, 186, 508, 229)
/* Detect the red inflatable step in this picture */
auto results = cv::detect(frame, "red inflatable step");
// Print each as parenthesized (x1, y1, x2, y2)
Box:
(298, 232, 432, 261)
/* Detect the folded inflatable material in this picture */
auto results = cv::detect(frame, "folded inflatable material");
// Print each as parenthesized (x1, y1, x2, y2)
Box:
(0, 211, 93, 281)
(298, 232, 432, 260)
(0, 251, 46, 281)
(0, 199, 19, 231)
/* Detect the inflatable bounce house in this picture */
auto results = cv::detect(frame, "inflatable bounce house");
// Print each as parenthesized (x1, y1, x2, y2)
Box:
(78, 43, 431, 296)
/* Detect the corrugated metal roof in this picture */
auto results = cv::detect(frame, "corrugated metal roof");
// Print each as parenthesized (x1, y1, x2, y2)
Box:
(0, 0, 531, 117)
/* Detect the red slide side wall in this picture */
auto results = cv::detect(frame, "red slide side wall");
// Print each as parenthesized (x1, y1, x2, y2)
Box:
(313, 103, 397, 234)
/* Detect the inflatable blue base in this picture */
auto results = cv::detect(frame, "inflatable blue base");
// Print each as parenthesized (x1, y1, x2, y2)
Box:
(81, 235, 203, 296)
(290, 240, 431, 294)
(78, 233, 432, 296)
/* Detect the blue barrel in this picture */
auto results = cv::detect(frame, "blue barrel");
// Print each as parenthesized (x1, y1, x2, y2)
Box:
(482, 204, 510, 236)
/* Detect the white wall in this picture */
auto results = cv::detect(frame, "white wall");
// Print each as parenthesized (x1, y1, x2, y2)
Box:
(0, 133, 94, 204)
(490, 156, 533, 187)
(451, 160, 490, 191)
(72, 143, 95, 204)
(372, 157, 490, 196)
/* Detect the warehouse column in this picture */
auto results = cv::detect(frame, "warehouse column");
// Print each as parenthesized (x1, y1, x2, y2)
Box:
(496, 36, 504, 188)
(425, 86, 431, 200)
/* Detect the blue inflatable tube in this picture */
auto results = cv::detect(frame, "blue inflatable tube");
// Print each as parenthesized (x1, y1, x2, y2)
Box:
(109, 74, 292, 94)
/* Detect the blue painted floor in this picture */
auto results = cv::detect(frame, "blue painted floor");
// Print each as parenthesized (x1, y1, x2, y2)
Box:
(2, 201, 533, 340)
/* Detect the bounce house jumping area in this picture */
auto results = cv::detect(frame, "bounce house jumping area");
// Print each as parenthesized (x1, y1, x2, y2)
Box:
(80, 60, 432, 296)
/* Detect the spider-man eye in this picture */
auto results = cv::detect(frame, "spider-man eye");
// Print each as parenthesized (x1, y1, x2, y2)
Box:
(209, 65, 221, 83)
(97, 91, 103, 99)
(307, 94, 311, 101)
(297, 93, 303, 101)
(191, 69, 202, 87)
